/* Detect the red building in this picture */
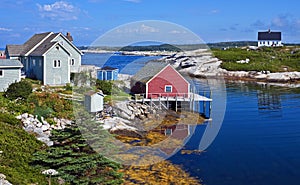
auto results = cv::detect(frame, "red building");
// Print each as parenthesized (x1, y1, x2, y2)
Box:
(131, 62, 190, 99)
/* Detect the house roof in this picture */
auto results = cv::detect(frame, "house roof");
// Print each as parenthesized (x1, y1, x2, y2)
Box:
(21, 32, 53, 56)
(6, 45, 23, 56)
(6, 32, 82, 57)
(0, 59, 23, 68)
(258, 30, 281, 41)
(85, 90, 104, 96)
(100, 66, 118, 71)
(132, 61, 169, 83)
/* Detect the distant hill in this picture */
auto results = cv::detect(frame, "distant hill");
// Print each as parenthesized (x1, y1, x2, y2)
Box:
(78, 41, 300, 52)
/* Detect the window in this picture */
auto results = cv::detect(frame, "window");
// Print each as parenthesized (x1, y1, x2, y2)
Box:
(70, 58, 75, 66)
(39, 59, 42, 67)
(53, 60, 61, 68)
(165, 85, 172, 93)
(32, 59, 36, 66)
(0, 70, 3, 77)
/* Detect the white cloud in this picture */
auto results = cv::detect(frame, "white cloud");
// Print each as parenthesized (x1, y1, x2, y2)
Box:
(140, 24, 159, 33)
(210, 9, 219, 14)
(123, 0, 141, 3)
(0, 27, 12, 31)
(37, 1, 80, 21)
(116, 24, 159, 34)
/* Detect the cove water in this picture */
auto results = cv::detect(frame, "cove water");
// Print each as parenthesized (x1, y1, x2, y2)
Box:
(83, 53, 300, 185)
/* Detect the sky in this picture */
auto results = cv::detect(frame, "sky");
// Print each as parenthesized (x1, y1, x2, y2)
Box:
(1, 0, 300, 48)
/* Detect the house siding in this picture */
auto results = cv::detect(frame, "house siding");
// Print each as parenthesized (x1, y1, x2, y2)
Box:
(52, 36, 81, 73)
(147, 66, 189, 98)
(84, 93, 104, 113)
(44, 46, 70, 85)
(0, 68, 21, 92)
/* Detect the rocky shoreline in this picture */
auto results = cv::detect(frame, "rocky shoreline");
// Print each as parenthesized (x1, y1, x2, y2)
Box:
(155, 49, 300, 84)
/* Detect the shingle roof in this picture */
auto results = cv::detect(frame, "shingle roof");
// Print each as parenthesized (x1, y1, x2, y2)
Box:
(132, 61, 168, 83)
(0, 59, 23, 68)
(6, 45, 23, 56)
(100, 66, 118, 70)
(20, 32, 52, 55)
(258, 31, 281, 41)
(30, 33, 59, 56)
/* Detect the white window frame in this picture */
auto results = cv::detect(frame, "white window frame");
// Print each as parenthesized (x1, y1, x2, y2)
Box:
(0, 70, 3, 77)
(32, 59, 36, 66)
(70, 58, 75, 66)
(165, 85, 172, 93)
(53, 60, 61, 68)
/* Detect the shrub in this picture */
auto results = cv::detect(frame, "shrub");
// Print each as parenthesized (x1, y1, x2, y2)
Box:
(96, 80, 113, 94)
(0, 113, 21, 126)
(4, 80, 33, 100)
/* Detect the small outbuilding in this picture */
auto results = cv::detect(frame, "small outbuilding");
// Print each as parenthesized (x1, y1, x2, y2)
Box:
(97, 66, 118, 81)
(0, 59, 23, 92)
(84, 90, 104, 113)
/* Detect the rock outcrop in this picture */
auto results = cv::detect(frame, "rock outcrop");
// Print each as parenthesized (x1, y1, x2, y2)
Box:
(0, 173, 13, 185)
(17, 113, 73, 146)
(158, 49, 300, 83)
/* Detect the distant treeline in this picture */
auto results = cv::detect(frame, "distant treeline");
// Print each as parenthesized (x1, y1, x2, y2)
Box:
(78, 41, 300, 51)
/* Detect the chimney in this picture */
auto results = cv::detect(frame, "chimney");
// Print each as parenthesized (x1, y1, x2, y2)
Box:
(66, 32, 73, 42)
(268, 29, 271, 33)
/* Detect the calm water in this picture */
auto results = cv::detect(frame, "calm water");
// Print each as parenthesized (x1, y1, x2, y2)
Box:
(83, 53, 300, 185)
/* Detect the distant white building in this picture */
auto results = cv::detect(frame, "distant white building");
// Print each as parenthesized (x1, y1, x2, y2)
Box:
(258, 29, 283, 47)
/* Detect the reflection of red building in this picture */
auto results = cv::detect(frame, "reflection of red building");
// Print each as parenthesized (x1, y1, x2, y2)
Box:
(131, 62, 190, 99)
(158, 124, 191, 155)
(0, 51, 5, 59)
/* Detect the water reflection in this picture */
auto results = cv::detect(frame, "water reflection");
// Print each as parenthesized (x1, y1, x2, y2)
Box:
(257, 84, 282, 118)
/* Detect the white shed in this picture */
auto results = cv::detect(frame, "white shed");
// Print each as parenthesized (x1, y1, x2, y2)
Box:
(84, 91, 104, 113)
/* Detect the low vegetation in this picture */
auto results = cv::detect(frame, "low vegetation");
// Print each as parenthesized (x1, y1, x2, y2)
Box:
(213, 46, 300, 72)
(0, 122, 47, 184)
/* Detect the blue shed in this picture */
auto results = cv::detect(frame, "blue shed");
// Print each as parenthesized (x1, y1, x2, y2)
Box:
(97, 66, 118, 81)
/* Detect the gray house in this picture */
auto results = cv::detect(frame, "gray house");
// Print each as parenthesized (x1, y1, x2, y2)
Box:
(0, 59, 23, 92)
(84, 91, 104, 113)
(5, 32, 83, 85)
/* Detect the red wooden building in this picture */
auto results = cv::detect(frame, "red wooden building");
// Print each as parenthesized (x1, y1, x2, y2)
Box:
(131, 62, 190, 99)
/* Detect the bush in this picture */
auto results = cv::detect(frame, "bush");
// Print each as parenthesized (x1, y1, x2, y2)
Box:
(4, 80, 33, 100)
(96, 80, 113, 94)
(0, 113, 21, 126)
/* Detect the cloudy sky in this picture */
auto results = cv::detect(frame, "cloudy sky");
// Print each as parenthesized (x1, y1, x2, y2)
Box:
(0, 0, 300, 48)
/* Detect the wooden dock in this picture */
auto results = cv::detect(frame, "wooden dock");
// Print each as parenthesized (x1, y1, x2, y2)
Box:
(134, 92, 212, 118)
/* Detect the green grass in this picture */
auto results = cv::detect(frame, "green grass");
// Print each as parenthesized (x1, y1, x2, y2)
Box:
(212, 46, 300, 72)
(0, 122, 48, 184)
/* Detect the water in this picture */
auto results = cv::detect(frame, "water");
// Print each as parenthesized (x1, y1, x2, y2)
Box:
(82, 52, 161, 75)
(82, 53, 300, 185)
(170, 83, 300, 185)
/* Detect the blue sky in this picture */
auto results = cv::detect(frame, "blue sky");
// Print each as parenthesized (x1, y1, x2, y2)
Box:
(1, 0, 300, 48)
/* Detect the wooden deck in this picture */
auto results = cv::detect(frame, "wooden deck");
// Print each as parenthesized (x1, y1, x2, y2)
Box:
(135, 93, 212, 102)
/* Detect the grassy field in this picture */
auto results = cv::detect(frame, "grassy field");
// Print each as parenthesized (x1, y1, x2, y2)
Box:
(212, 46, 300, 72)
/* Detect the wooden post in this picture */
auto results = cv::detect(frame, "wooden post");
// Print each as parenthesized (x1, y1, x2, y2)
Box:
(159, 97, 161, 110)
(175, 95, 178, 112)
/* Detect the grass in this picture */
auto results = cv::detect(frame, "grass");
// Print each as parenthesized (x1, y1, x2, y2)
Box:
(212, 46, 300, 72)
(0, 122, 48, 184)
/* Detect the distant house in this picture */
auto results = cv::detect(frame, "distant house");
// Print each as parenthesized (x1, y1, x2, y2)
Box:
(97, 66, 118, 81)
(258, 29, 283, 47)
(131, 62, 190, 99)
(0, 59, 23, 92)
(84, 91, 104, 113)
(5, 32, 83, 85)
